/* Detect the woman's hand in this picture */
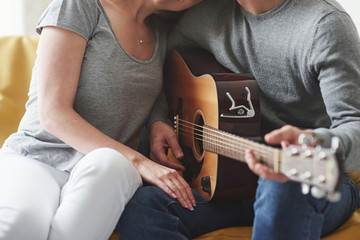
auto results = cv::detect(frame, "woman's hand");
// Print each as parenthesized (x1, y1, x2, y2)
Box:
(129, 150, 196, 210)
(244, 125, 314, 182)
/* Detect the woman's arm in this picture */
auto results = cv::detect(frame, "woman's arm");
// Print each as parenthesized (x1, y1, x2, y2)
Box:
(37, 26, 195, 209)
(37, 26, 107, 155)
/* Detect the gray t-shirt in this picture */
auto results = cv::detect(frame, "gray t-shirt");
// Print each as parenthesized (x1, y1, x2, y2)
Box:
(3, 0, 169, 171)
(168, 0, 360, 171)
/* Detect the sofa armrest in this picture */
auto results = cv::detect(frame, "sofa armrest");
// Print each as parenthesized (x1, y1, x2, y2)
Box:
(0, 35, 39, 145)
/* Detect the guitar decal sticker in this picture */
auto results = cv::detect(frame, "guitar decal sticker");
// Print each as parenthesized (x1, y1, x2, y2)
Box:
(220, 87, 255, 118)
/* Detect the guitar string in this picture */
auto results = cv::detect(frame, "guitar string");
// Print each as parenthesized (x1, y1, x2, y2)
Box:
(176, 119, 276, 163)
(176, 127, 274, 163)
(176, 127, 269, 160)
(177, 120, 273, 155)
(175, 119, 334, 192)
(177, 118, 274, 154)
(177, 124, 334, 193)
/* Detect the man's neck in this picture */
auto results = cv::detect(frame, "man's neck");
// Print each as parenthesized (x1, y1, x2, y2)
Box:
(236, 0, 284, 15)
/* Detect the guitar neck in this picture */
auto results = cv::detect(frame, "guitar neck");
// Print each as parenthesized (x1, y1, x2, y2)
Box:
(202, 125, 281, 172)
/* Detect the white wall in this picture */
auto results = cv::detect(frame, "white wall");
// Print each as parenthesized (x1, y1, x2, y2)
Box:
(337, 0, 360, 33)
(0, 0, 52, 36)
(0, 0, 359, 36)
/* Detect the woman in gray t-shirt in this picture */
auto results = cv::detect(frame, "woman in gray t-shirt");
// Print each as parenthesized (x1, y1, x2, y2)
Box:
(0, 0, 201, 239)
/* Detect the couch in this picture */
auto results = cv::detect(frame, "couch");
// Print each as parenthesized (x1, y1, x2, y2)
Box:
(1, 35, 359, 240)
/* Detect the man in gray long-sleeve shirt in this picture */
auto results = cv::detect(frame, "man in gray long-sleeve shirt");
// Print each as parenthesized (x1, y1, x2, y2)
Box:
(117, 0, 360, 239)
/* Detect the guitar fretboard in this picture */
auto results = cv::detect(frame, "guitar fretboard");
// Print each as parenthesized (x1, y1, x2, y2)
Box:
(176, 117, 281, 172)
(202, 125, 280, 171)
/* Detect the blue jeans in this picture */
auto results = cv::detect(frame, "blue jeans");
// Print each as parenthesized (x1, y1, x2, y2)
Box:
(117, 174, 359, 240)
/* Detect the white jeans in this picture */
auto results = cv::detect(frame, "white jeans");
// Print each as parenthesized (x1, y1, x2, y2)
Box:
(0, 147, 142, 240)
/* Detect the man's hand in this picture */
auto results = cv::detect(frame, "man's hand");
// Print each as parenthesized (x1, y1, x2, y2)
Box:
(244, 125, 313, 182)
(149, 121, 185, 171)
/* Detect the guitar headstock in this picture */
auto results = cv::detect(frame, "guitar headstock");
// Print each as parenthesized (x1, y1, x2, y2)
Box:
(280, 137, 341, 201)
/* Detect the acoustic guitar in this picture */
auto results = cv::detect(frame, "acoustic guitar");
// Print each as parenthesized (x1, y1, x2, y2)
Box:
(164, 49, 341, 202)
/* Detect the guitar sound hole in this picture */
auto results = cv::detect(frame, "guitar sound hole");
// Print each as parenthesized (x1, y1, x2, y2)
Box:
(193, 113, 204, 161)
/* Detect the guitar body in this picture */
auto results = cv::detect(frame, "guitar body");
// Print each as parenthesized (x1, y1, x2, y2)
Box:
(165, 49, 259, 201)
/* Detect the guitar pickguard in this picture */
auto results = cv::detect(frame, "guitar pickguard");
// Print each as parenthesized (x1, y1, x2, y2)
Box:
(181, 146, 203, 182)
(174, 97, 204, 182)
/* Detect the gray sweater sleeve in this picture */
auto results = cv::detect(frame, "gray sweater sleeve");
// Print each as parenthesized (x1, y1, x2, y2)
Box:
(146, 89, 170, 128)
(310, 11, 360, 171)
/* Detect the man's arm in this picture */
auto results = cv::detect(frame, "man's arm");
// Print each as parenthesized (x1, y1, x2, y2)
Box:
(310, 11, 360, 172)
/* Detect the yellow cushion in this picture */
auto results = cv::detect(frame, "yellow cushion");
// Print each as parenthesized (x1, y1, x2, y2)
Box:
(322, 172, 360, 240)
(1, 35, 359, 240)
(0, 35, 39, 145)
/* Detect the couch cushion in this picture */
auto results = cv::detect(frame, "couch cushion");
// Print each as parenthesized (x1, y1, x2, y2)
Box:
(0, 35, 39, 145)
(349, 172, 360, 188)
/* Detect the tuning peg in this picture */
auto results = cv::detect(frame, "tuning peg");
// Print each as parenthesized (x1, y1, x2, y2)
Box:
(311, 187, 326, 199)
(331, 136, 340, 151)
(327, 192, 341, 202)
(298, 133, 315, 147)
(301, 183, 310, 195)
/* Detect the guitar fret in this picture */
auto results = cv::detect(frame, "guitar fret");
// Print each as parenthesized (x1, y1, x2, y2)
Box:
(203, 124, 276, 167)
